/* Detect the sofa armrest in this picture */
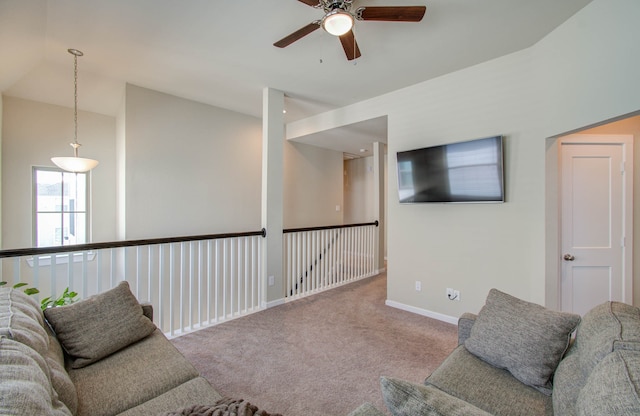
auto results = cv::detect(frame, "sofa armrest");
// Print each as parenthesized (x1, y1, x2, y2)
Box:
(141, 303, 154, 322)
(457, 312, 477, 346)
(380, 377, 493, 416)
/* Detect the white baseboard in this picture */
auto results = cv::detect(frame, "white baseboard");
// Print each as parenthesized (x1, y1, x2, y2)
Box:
(264, 298, 285, 309)
(385, 300, 458, 325)
(265, 271, 385, 309)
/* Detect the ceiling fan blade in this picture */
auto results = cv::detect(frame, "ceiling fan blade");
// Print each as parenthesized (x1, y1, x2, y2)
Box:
(274, 22, 320, 48)
(357, 6, 426, 22)
(298, 0, 320, 6)
(339, 30, 362, 61)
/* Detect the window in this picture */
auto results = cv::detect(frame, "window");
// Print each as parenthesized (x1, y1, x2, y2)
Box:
(33, 167, 89, 247)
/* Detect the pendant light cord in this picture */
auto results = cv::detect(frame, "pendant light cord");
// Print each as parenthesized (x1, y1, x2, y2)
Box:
(73, 51, 79, 156)
(67, 48, 83, 157)
(51, 48, 98, 173)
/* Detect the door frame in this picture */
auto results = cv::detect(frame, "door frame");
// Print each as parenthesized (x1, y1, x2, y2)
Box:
(552, 134, 634, 310)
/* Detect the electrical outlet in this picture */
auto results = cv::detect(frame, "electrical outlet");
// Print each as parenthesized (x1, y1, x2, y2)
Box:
(268, 275, 275, 286)
(446, 288, 460, 301)
(415, 281, 422, 292)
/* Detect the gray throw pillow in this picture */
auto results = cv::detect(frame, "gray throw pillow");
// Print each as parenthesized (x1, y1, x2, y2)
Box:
(464, 289, 580, 394)
(44, 281, 156, 369)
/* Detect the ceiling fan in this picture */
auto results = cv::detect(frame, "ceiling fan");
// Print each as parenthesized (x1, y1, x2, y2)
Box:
(274, 0, 426, 61)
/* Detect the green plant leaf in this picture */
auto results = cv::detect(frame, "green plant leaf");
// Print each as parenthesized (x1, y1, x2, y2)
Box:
(0, 281, 7, 286)
(23, 288, 40, 295)
(12, 283, 28, 289)
(38, 286, 79, 310)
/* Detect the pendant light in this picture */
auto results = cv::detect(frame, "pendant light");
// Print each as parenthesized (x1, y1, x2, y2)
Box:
(51, 49, 99, 173)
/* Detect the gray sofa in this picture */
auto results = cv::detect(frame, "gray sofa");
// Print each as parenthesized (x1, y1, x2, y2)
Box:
(0, 282, 223, 416)
(357, 288, 640, 416)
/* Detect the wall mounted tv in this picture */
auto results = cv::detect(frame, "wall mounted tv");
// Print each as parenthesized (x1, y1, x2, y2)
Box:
(396, 135, 505, 203)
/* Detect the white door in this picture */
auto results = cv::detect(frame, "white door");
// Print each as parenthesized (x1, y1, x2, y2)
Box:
(560, 135, 633, 316)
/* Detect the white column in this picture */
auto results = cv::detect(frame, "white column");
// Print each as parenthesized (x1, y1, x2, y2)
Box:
(373, 142, 385, 271)
(262, 88, 285, 306)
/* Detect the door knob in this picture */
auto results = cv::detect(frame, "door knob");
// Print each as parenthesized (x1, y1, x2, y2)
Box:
(563, 254, 575, 261)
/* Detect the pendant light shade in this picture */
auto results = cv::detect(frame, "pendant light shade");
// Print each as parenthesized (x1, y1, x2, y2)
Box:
(51, 49, 99, 173)
(51, 148, 99, 173)
(51, 157, 99, 173)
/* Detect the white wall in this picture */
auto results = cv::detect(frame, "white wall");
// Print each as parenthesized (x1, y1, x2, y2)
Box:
(121, 84, 344, 239)
(386, 50, 540, 320)
(123, 84, 263, 239)
(343, 155, 388, 259)
(3, 0, 638, 317)
(344, 157, 375, 224)
(287, 0, 640, 320)
(577, 116, 640, 305)
(1, 84, 349, 250)
(283, 141, 343, 229)
(533, 0, 640, 139)
(1, 96, 116, 249)
(0, 95, 3, 248)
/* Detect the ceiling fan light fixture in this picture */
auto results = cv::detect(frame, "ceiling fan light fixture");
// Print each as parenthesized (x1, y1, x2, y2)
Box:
(322, 10, 354, 36)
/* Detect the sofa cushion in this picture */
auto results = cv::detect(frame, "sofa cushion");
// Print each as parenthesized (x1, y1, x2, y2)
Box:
(576, 349, 640, 416)
(574, 301, 640, 371)
(44, 281, 156, 369)
(381, 376, 493, 416)
(552, 352, 583, 416)
(425, 345, 553, 416)
(45, 328, 78, 415)
(117, 377, 222, 416)
(68, 329, 205, 416)
(554, 302, 640, 416)
(464, 288, 580, 394)
(0, 287, 76, 414)
(0, 337, 72, 416)
(0, 288, 49, 356)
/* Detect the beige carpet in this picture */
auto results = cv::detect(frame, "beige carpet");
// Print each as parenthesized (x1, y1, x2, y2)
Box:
(170, 272, 458, 416)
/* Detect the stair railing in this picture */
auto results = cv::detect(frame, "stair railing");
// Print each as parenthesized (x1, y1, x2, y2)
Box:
(283, 221, 378, 299)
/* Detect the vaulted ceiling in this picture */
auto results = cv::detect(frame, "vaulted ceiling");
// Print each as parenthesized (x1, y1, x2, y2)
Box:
(1, 0, 592, 154)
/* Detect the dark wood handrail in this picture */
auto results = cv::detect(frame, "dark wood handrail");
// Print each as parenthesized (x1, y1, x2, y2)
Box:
(0, 228, 267, 259)
(283, 220, 378, 234)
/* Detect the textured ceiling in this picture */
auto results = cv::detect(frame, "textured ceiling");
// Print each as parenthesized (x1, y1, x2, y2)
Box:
(0, 0, 592, 155)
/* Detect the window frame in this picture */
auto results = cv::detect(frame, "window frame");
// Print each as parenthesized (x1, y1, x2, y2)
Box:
(32, 166, 91, 248)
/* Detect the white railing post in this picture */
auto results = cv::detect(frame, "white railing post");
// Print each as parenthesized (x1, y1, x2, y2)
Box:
(2, 226, 373, 336)
(282, 223, 378, 300)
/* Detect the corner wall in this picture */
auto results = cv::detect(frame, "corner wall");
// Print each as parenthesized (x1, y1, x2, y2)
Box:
(344, 157, 375, 224)
(577, 116, 640, 305)
(283, 141, 344, 229)
(288, 0, 640, 320)
(0, 95, 3, 248)
(1, 96, 117, 249)
(123, 84, 263, 239)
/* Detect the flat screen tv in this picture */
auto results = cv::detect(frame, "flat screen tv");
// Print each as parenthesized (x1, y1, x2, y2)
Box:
(396, 135, 505, 203)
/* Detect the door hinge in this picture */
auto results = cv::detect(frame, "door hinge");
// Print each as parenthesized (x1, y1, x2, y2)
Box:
(621, 236, 626, 248)
(621, 161, 625, 175)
